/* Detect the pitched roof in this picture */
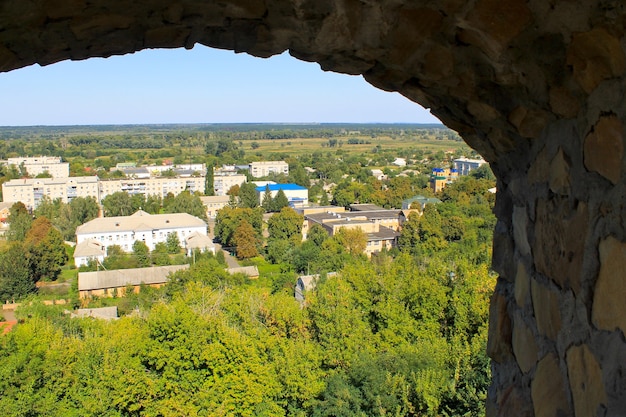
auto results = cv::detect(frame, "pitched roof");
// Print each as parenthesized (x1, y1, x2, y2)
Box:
(78, 264, 189, 291)
(74, 239, 105, 258)
(185, 231, 215, 250)
(76, 211, 206, 235)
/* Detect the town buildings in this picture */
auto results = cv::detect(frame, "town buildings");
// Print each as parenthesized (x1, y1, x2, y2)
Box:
(256, 183, 309, 207)
(429, 167, 459, 192)
(5, 156, 69, 178)
(74, 210, 209, 266)
(200, 195, 232, 218)
(2, 175, 205, 210)
(302, 208, 401, 257)
(453, 157, 487, 175)
(249, 161, 289, 178)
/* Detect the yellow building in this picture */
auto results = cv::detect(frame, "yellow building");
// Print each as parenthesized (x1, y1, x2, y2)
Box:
(429, 167, 459, 192)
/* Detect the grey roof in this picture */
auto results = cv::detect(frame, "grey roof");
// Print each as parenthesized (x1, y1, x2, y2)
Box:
(74, 239, 105, 258)
(367, 226, 400, 241)
(226, 266, 259, 277)
(76, 210, 207, 235)
(349, 204, 386, 211)
(71, 306, 118, 320)
(78, 264, 189, 291)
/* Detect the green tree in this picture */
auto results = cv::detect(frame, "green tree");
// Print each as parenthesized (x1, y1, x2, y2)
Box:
(267, 207, 303, 244)
(24, 217, 68, 281)
(334, 227, 367, 256)
(152, 242, 170, 266)
(271, 189, 290, 212)
(214, 206, 263, 248)
(166, 232, 181, 254)
(238, 182, 259, 208)
(205, 162, 215, 195)
(102, 191, 134, 217)
(163, 190, 208, 221)
(262, 185, 273, 212)
(0, 243, 35, 301)
(133, 240, 151, 267)
(6, 202, 32, 241)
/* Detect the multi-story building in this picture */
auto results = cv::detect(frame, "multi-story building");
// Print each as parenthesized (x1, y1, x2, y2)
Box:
(98, 176, 205, 200)
(429, 167, 459, 192)
(75, 210, 208, 254)
(453, 157, 487, 176)
(2, 175, 206, 209)
(2, 176, 100, 209)
(6, 156, 69, 178)
(249, 161, 289, 178)
(213, 172, 247, 196)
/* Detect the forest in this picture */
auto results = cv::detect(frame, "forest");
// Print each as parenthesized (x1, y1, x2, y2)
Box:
(0, 124, 494, 416)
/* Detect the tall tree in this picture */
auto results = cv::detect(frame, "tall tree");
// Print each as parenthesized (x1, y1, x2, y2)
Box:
(267, 207, 303, 244)
(233, 220, 259, 259)
(261, 185, 273, 212)
(24, 217, 68, 281)
(102, 191, 134, 217)
(163, 191, 207, 221)
(271, 189, 290, 212)
(204, 162, 215, 196)
(132, 240, 151, 267)
(0, 243, 35, 301)
(166, 232, 181, 254)
(6, 202, 32, 241)
(238, 182, 259, 208)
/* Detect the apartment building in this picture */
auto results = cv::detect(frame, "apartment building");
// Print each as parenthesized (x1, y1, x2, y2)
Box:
(2, 175, 205, 209)
(453, 157, 487, 176)
(249, 161, 289, 178)
(98, 176, 205, 200)
(6, 156, 69, 178)
(2, 176, 99, 209)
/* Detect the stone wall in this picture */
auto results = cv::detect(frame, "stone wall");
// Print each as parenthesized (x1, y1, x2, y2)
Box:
(2, 1, 626, 415)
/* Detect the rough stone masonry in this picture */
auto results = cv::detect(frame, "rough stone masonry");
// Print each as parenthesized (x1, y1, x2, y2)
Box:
(2, 0, 626, 415)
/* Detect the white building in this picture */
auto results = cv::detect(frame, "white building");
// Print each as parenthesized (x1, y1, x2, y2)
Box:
(453, 157, 487, 176)
(2, 175, 206, 209)
(6, 156, 70, 178)
(255, 183, 308, 207)
(249, 161, 289, 178)
(98, 176, 205, 200)
(2, 176, 99, 209)
(75, 210, 208, 255)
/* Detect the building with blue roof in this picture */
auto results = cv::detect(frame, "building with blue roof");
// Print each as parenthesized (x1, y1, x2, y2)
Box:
(255, 183, 309, 207)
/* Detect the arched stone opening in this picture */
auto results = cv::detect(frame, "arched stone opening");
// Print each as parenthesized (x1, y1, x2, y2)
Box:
(2, 1, 625, 415)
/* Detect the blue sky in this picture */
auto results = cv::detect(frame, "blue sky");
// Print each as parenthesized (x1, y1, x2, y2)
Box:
(0, 45, 440, 126)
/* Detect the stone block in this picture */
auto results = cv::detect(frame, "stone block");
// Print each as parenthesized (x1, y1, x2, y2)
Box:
(534, 198, 588, 293)
(592, 236, 626, 334)
(487, 291, 513, 363)
(584, 114, 623, 185)
(549, 86, 580, 118)
(514, 261, 530, 307)
(531, 278, 561, 340)
(512, 315, 538, 373)
(549, 147, 570, 195)
(458, 0, 531, 59)
(567, 28, 626, 93)
(513, 205, 531, 257)
(508, 106, 551, 138)
(566, 344, 607, 417)
(531, 353, 571, 417)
